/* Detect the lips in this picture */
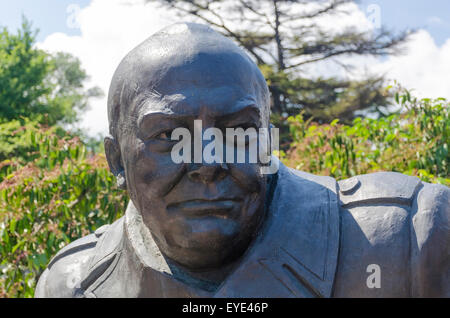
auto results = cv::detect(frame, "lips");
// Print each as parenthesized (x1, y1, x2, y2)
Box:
(167, 198, 242, 218)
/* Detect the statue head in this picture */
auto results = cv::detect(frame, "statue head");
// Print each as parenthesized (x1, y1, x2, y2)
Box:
(105, 23, 271, 271)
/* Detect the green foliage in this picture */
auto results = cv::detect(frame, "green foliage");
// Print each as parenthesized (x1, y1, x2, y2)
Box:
(0, 120, 40, 163)
(283, 90, 449, 185)
(0, 119, 70, 165)
(0, 19, 102, 126)
(43, 52, 103, 125)
(0, 124, 128, 297)
(0, 20, 51, 123)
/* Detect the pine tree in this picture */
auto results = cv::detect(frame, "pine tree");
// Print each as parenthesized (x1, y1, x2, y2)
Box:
(155, 0, 411, 124)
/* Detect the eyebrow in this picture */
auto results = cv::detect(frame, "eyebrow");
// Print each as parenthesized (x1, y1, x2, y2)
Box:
(217, 105, 261, 126)
(136, 95, 262, 124)
(136, 112, 185, 135)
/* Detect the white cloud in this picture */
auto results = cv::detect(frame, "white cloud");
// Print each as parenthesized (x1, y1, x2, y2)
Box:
(37, 0, 450, 137)
(38, 0, 174, 136)
(370, 30, 450, 99)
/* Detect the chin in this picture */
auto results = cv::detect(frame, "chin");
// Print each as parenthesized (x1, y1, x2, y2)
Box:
(170, 243, 248, 271)
(165, 220, 254, 270)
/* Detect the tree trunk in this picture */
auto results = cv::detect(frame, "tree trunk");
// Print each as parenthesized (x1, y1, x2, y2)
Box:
(272, 0, 285, 114)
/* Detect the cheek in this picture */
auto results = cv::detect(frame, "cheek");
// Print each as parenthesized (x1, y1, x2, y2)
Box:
(228, 163, 264, 193)
(123, 139, 186, 200)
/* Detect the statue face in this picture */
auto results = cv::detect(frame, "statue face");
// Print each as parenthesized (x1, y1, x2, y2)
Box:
(115, 52, 268, 270)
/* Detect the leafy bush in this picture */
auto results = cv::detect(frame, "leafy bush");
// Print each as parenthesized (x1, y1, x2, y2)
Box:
(0, 124, 128, 297)
(282, 90, 449, 185)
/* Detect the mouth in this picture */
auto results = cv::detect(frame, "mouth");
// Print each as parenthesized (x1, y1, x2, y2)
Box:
(167, 198, 242, 219)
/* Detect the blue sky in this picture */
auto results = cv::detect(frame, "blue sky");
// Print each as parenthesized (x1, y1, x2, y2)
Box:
(358, 0, 450, 45)
(0, 0, 89, 40)
(2, 0, 449, 44)
(1, 0, 449, 136)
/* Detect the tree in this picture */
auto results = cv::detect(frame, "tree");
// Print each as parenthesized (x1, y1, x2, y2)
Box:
(154, 0, 411, 124)
(0, 19, 102, 126)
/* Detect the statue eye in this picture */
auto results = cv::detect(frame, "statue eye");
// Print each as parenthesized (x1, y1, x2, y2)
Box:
(155, 129, 173, 140)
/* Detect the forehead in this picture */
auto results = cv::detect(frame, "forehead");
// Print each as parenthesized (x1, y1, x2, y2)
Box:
(130, 52, 265, 120)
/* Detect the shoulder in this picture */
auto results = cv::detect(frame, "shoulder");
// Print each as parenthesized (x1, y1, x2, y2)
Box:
(413, 181, 450, 255)
(337, 170, 449, 226)
(338, 171, 422, 208)
(411, 181, 450, 296)
(284, 165, 338, 193)
(35, 218, 124, 298)
(34, 232, 100, 297)
(414, 181, 450, 230)
(335, 171, 449, 296)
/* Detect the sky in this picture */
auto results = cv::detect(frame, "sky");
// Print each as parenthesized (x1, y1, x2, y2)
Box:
(1, 0, 449, 137)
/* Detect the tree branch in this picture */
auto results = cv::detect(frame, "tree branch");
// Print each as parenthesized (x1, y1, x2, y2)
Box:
(279, 0, 352, 23)
(165, 1, 268, 64)
(285, 29, 411, 69)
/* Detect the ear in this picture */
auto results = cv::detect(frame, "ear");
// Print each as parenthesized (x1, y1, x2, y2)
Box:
(104, 135, 126, 190)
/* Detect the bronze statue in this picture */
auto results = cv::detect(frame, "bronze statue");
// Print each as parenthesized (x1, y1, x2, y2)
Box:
(35, 23, 450, 298)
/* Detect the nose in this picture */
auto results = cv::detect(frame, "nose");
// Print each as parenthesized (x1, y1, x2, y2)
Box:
(187, 163, 229, 184)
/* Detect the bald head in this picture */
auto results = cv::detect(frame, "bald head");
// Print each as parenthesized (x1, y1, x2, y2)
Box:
(107, 22, 270, 139)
